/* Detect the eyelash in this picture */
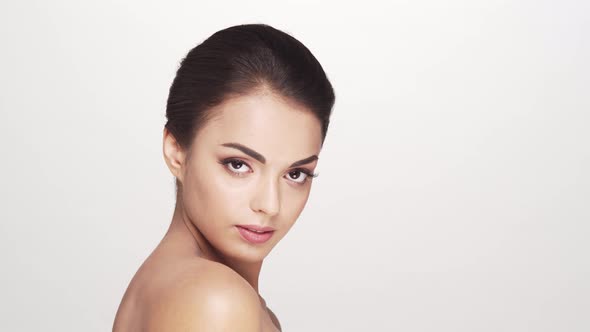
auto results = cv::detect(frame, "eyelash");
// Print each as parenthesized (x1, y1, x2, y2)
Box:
(218, 158, 318, 185)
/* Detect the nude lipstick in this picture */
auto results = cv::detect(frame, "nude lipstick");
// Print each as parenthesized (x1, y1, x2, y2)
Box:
(236, 224, 275, 244)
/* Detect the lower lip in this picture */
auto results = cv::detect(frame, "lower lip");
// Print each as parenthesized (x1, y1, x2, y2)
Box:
(236, 226, 274, 244)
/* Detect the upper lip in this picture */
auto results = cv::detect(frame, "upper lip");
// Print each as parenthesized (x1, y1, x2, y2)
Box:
(237, 224, 275, 232)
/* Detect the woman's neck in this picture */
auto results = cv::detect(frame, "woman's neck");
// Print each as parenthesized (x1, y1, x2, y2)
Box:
(165, 201, 264, 293)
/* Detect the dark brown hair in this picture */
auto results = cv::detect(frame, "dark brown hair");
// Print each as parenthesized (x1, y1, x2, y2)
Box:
(164, 23, 335, 159)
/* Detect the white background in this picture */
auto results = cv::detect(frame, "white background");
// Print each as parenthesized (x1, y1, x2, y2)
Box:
(1, 1, 588, 331)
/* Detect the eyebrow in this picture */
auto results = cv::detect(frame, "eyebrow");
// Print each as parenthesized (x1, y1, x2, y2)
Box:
(221, 142, 318, 167)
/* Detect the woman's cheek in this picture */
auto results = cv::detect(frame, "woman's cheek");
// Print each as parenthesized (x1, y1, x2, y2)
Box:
(280, 189, 308, 226)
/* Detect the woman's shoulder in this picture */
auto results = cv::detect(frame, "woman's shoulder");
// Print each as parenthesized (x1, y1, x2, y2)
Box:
(144, 258, 262, 331)
(267, 306, 282, 331)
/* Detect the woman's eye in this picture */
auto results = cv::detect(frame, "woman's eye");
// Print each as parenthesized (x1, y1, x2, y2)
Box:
(224, 159, 251, 174)
(221, 158, 316, 184)
(286, 170, 309, 184)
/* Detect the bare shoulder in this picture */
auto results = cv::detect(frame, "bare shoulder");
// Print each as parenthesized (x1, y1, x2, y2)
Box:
(267, 306, 282, 331)
(144, 260, 262, 331)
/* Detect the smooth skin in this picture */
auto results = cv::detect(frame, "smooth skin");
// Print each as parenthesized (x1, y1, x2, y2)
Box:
(113, 89, 323, 331)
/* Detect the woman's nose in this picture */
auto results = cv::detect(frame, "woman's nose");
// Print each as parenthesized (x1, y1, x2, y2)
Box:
(250, 177, 280, 217)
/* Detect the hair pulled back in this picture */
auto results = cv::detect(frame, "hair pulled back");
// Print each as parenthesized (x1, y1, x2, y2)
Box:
(164, 24, 335, 156)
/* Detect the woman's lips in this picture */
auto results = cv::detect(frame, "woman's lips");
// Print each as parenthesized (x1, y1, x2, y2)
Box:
(236, 225, 274, 244)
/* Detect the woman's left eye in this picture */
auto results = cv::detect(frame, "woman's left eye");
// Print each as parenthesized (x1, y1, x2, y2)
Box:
(285, 169, 312, 184)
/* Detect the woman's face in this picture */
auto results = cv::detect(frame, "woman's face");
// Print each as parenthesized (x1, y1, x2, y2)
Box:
(171, 91, 323, 263)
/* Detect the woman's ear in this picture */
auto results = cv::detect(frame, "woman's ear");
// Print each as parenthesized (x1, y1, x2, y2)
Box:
(162, 127, 186, 183)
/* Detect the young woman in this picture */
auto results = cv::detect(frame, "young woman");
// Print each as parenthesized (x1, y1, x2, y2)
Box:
(113, 23, 335, 331)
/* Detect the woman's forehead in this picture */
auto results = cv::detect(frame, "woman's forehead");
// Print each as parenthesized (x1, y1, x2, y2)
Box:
(196, 93, 323, 158)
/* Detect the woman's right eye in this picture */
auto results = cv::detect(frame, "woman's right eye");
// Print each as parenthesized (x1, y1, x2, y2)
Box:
(221, 159, 252, 175)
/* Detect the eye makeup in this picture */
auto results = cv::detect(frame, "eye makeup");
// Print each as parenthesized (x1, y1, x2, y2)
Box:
(218, 157, 318, 185)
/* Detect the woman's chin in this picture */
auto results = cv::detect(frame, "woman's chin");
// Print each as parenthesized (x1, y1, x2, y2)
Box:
(221, 243, 273, 264)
